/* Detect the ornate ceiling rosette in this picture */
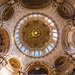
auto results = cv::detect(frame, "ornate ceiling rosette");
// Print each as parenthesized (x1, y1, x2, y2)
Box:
(14, 13, 58, 57)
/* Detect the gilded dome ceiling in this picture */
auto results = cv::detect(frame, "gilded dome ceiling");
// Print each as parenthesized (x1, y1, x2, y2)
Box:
(14, 14, 58, 57)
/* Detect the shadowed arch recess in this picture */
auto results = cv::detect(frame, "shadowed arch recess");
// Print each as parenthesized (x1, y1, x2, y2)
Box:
(0, 28, 10, 55)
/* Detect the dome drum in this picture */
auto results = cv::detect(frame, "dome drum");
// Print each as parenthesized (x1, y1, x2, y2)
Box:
(14, 13, 58, 57)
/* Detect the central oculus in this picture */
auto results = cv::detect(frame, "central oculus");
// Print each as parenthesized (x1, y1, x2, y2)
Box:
(31, 28, 41, 38)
